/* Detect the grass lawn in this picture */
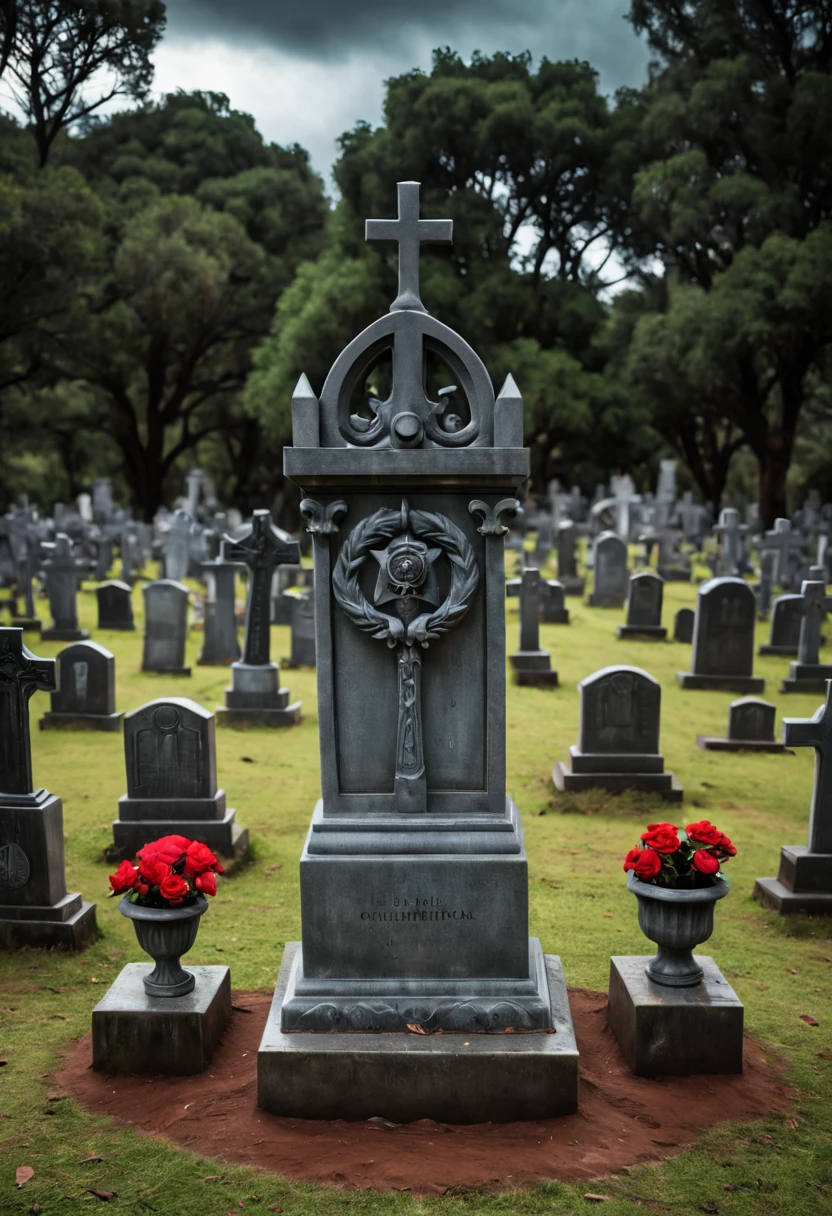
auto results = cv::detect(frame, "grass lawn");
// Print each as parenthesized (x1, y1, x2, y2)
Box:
(1, 566, 831, 1215)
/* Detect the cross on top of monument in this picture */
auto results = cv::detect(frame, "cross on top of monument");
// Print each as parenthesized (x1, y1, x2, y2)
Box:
(783, 680, 832, 854)
(366, 181, 453, 314)
(222, 509, 299, 572)
(0, 627, 57, 798)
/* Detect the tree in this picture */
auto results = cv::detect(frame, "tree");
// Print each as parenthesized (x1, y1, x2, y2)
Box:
(621, 0, 832, 522)
(1, 0, 165, 166)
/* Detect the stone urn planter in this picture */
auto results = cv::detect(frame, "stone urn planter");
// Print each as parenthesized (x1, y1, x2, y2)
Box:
(119, 894, 209, 997)
(627, 870, 729, 987)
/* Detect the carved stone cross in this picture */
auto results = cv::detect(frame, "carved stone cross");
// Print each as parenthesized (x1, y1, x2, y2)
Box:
(222, 511, 300, 667)
(713, 508, 748, 577)
(518, 567, 546, 653)
(0, 628, 56, 797)
(762, 517, 803, 587)
(783, 681, 832, 854)
(366, 181, 453, 313)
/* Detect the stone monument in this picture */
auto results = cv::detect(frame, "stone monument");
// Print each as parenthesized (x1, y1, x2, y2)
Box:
(552, 665, 682, 801)
(0, 628, 97, 949)
(165, 508, 192, 582)
(39, 641, 122, 731)
(96, 580, 134, 631)
(587, 531, 628, 608)
(217, 511, 302, 726)
(508, 567, 560, 686)
(759, 593, 803, 656)
(287, 590, 316, 667)
(111, 697, 248, 859)
(141, 580, 191, 675)
(197, 559, 241, 666)
(677, 577, 764, 692)
(257, 181, 578, 1123)
(697, 697, 786, 753)
(674, 607, 694, 644)
(754, 682, 832, 913)
(42, 534, 90, 642)
(617, 570, 667, 640)
(556, 521, 584, 596)
(781, 581, 832, 693)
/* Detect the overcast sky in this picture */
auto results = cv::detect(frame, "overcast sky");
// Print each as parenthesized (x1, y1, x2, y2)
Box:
(157, 0, 650, 181)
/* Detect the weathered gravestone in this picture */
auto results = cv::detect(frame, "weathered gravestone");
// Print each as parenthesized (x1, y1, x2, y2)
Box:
(697, 697, 786, 753)
(781, 580, 832, 693)
(553, 665, 682, 801)
(677, 577, 764, 692)
(713, 508, 748, 577)
(141, 580, 191, 676)
(761, 517, 804, 588)
(217, 511, 302, 726)
(506, 572, 569, 624)
(557, 521, 585, 596)
(257, 181, 578, 1124)
(674, 607, 695, 644)
(8, 528, 40, 633)
(197, 559, 240, 666)
(759, 593, 803, 656)
(271, 563, 303, 624)
(754, 682, 832, 913)
(287, 590, 316, 667)
(755, 550, 774, 618)
(96, 580, 134, 631)
(617, 570, 667, 640)
(165, 509, 192, 582)
(112, 697, 248, 860)
(531, 514, 553, 569)
(0, 628, 97, 948)
(508, 567, 560, 686)
(39, 641, 122, 731)
(42, 534, 90, 642)
(588, 531, 628, 608)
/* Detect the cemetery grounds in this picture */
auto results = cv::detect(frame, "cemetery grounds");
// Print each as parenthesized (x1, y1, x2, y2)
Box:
(1, 563, 831, 1216)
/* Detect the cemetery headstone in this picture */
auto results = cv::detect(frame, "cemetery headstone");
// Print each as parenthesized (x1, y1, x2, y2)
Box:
(42, 534, 90, 642)
(9, 530, 41, 633)
(762, 517, 804, 588)
(540, 579, 570, 624)
(112, 697, 248, 859)
(677, 577, 764, 692)
(697, 697, 786, 753)
(257, 180, 577, 1123)
(617, 570, 667, 640)
(141, 580, 191, 676)
(217, 510, 302, 726)
(553, 665, 682, 801)
(287, 590, 316, 667)
(556, 521, 584, 595)
(587, 530, 628, 608)
(755, 549, 774, 617)
(781, 580, 832, 693)
(754, 682, 832, 913)
(0, 628, 97, 948)
(165, 509, 192, 583)
(508, 567, 559, 686)
(713, 507, 748, 577)
(197, 559, 241, 666)
(759, 593, 803, 656)
(674, 607, 695, 644)
(39, 641, 122, 731)
(96, 580, 134, 631)
(271, 563, 303, 625)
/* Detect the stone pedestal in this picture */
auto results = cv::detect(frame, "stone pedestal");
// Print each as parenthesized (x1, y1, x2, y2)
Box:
(553, 748, 683, 801)
(40, 710, 122, 732)
(42, 626, 89, 643)
(754, 846, 832, 914)
(781, 662, 832, 694)
(258, 941, 578, 1123)
(617, 624, 667, 640)
(217, 661, 302, 727)
(607, 955, 744, 1077)
(560, 575, 585, 597)
(676, 672, 765, 693)
(509, 650, 559, 687)
(92, 963, 231, 1074)
(10, 616, 41, 634)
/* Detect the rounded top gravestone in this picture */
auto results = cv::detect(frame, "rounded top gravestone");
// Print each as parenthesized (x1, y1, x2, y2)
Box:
(578, 666, 662, 757)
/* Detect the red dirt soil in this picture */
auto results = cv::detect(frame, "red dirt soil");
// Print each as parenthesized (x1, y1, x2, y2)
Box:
(55, 987, 791, 1195)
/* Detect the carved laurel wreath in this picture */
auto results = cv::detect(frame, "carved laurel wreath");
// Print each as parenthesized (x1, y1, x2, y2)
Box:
(332, 505, 479, 649)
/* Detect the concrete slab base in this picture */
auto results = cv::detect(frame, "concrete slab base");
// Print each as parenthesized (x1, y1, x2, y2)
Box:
(696, 735, 787, 753)
(587, 595, 625, 609)
(216, 702, 302, 727)
(10, 617, 41, 633)
(111, 813, 248, 861)
(754, 872, 832, 915)
(92, 963, 231, 1074)
(140, 666, 191, 677)
(40, 712, 123, 732)
(781, 676, 832, 694)
(658, 568, 692, 582)
(553, 762, 683, 803)
(616, 626, 668, 640)
(560, 577, 585, 597)
(607, 955, 743, 1077)
(514, 668, 559, 687)
(42, 628, 89, 643)
(257, 942, 579, 1123)
(0, 895, 97, 951)
(758, 645, 797, 657)
(676, 672, 765, 693)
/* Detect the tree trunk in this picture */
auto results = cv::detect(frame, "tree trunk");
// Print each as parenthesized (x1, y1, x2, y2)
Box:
(757, 431, 793, 529)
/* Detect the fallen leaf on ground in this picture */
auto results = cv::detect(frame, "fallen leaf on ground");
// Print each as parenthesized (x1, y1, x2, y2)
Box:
(268, 1208, 283, 1213)
(85, 1189, 116, 1201)
(368, 1116, 398, 1129)
(800, 1014, 820, 1026)
(240, 756, 255, 763)
(80, 1153, 104, 1164)
(406, 1023, 427, 1034)
(815, 1050, 832, 1059)
(264, 865, 281, 873)
(786, 968, 798, 974)
(16, 1166, 34, 1187)
(584, 1196, 611, 1204)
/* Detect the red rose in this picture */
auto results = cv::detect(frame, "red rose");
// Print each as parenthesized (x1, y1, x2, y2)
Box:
(184, 841, 220, 877)
(716, 833, 737, 857)
(137, 857, 172, 888)
(138, 835, 191, 866)
(134, 881, 149, 897)
(691, 848, 720, 875)
(640, 823, 681, 853)
(685, 820, 723, 847)
(108, 860, 137, 894)
(159, 873, 191, 905)
(195, 871, 217, 897)
(623, 846, 662, 880)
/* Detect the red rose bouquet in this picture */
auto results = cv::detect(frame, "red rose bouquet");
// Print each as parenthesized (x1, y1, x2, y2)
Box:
(108, 835, 224, 908)
(623, 819, 736, 888)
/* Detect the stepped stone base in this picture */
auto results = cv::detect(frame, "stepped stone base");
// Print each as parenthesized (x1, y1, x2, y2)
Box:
(257, 942, 579, 1124)
(10, 617, 41, 633)
(217, 702, 302, 727)
(42, 628, 89, 643)
(40, 712, 123, 732)
(780, 663, 832, 694)
(510, 651, 559, 687)
(141, 666, 191, 677)
(676, 672, 765, 693)
(587, 594, 625, 608)
(553, 758, 683, 802)
(111, 812, 248, 860)
(617, 625, 668, 640)
(0, 893, 97, 951)
(754, 845, 832, 915)
(697, 735, 786, 753)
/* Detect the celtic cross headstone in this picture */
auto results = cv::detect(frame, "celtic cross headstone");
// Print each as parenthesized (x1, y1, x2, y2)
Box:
(258, 180, 578, 1124)
(42, 533, 91, 642)
(781, 580, 832, 692)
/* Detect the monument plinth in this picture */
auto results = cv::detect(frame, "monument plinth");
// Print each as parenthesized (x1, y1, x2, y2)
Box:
(258, 181, 578, 1122)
